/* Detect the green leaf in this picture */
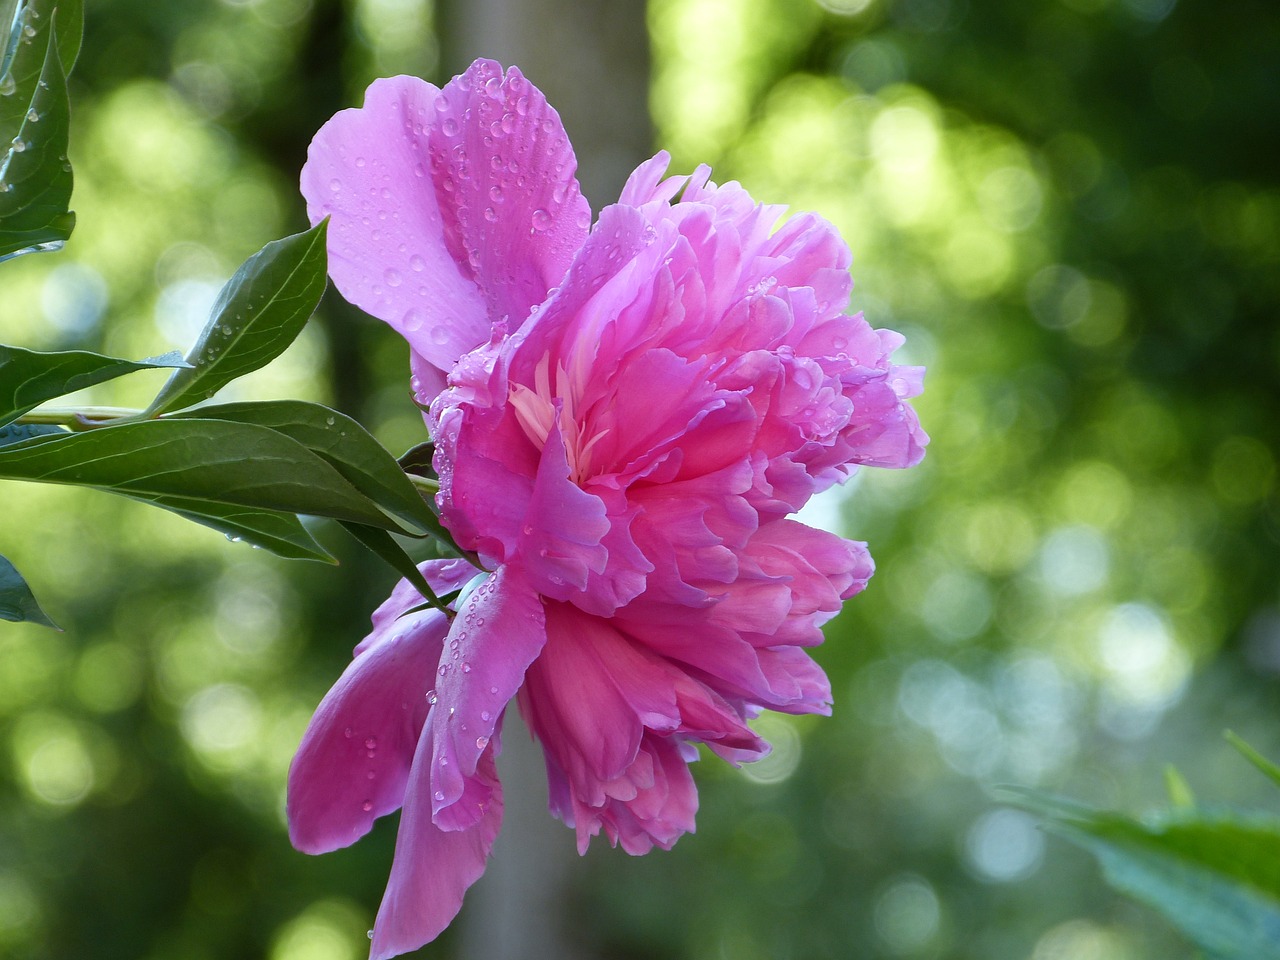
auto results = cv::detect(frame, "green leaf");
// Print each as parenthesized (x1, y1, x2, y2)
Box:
(0, 344, 187, 426)
(171, 400, 445, 537)
(122, 493, 335, 562)
(0, 417, 398, 529)
(340, 522, 446, 608)
(398, 439, 436, 477)
(1008, 789, 1280, 960)
(146, 221, 329, 415)
(1164, 764, 1196, 810)
(0, 4, 74, 262)
(1226, 732, 1280, 791)
(0, 551, 57, 627)
(1, 0, 81, 83)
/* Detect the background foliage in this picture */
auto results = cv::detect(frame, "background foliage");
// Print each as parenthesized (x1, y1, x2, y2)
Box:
(1, 0, 1278, 958)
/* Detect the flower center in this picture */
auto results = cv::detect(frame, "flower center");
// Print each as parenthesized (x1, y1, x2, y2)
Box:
(508, 352, 608, 482)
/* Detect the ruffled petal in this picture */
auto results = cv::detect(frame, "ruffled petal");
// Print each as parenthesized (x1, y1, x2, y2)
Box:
(369, 720, 504, 960)
(288, 560, 476, 854)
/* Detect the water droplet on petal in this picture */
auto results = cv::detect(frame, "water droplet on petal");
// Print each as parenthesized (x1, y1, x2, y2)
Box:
(385, 268, 402, 287)
(431, 326, 450, 346)
(475, 736, 489, 750)
(328, 178, 341, 192)
(361, 800, 373, 812)
(409, 254, 425, 272)
(531, 208, 552, 231)
(461, 662, 471, 674)
(442, 118, 459, 136)
(426, 689, 438, 704)
(433, 790, 445, 802)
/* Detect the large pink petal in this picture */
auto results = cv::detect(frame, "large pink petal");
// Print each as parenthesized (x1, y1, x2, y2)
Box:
(301, 60, 591, 394)
(287, 560, 477, 854)
(301, 76, 488, 380)
(429, 563, 547, 830)
(369, 720, 504, 960)
(427, 59, 591, 332)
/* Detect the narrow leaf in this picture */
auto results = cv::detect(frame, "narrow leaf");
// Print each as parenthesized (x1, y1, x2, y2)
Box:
(0, 344, 187, 426)
(171, 400, 445, 537)
(1164, 764, 1196, 810)
(0, 5, 73, 262)
(123, 493, 335, 562)
(398, 439, 436, 477)
(1225, 731, 1280, 790)
(0, 551, 57, 627)
(147, 221, 329, 414)
(0, 417, 398, 529)
(340, 522, 446, 608)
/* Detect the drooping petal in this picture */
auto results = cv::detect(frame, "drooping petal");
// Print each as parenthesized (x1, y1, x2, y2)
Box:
(369, 721, 504, 960)
(428, 563, 546, 830)
(288, 560, 476, 854)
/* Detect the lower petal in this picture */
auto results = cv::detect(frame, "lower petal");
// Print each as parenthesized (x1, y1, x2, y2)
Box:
(369, 718, 504, 960)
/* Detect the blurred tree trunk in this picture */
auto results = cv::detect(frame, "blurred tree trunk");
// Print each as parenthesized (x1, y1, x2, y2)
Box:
(437, 4, 650, 958)
(438, 0, 652, 209)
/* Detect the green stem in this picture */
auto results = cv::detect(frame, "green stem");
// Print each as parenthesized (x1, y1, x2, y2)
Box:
(18, 406, 147, 429)
(408, 473, 440, 495)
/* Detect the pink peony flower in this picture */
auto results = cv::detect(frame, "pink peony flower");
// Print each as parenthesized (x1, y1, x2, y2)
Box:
(291, 58, 927, 959)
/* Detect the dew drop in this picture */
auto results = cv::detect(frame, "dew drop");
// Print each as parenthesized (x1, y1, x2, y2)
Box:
(325, 416, 336, 426)
(489, 685, 499, 695)
(364, 737, 377, 750)
(431, 325, 450, 346)
(442, 118, 459, 136)
(385, 268, 402, 287)
(531, 208, 552, 231)
(409, 254, 425, 272)
(10, 137, 26, 153)
(328, 178, 341, 192)
(461, 662, 472, 674)
(25, 108, 39, 122)
(475, 735, 490, 750)
(361, 800, 373, 812)
(484, 207, 497, 222)
(480, 710, 491, 722)
(433, 790, 445, 802)
(344, 727, 354, 739)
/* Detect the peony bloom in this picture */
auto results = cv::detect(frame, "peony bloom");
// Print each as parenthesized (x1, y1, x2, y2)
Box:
(291, 58, 927, 959)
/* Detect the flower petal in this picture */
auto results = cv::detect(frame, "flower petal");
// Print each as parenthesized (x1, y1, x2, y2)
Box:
(301, 75, 489, 383)
(429, 563, 547, 830)
(301, 60, 592, 398)
(288, 559, 476, 854)
(428, 59, 592, 331)
(369, 721, 504, 960)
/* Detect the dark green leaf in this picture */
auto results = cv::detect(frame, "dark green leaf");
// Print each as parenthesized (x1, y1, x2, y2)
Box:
(146, 221, 329, 414)
(1226, 732, 1280, 791)
(0, 551, 57, 627)
(123, 493, 335, 563)
(1008, 789, 1280, 960)
(0, 5, 74, 262)
(398, 440, 436, 477)
(340, 522, 446, 608)
(1, 1, 80, 83)
(0, 344, 187, 426)
(0, 417, 397, 529)
(171, 400, 444, 537)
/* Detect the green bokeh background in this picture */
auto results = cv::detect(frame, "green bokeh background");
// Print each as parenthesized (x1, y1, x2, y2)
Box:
(1, 0, 1278, 957)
